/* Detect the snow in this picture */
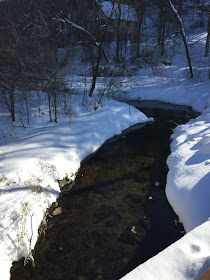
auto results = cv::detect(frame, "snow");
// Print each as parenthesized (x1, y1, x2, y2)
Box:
(117, 79, 210, 112)
(166, 108, 210, 233)
(121, 220, 210, 280)
(118, 29, 210, 280)
(0, 2, 210, 280)
(0, 96, 152, 280)
(121, 107, 210, 280)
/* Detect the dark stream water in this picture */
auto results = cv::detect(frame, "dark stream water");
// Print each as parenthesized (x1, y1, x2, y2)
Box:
(11, 101, 198, 280)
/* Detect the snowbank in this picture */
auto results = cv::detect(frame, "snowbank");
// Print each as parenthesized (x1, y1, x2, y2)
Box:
(120, 94, 210, 280)
(121, 220, 210, 280)
(115, 79, 210, 113)
(166, 108, 210, 233)
(120, 87, 210, 280)
(0, 97, 152, 280)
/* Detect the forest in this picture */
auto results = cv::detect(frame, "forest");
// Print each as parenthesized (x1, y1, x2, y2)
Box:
(0, 0, 209, 122)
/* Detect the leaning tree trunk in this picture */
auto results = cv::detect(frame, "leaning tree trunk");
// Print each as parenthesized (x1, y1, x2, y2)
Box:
(169, 0, 194, 79)
(205, 15, 210, 57)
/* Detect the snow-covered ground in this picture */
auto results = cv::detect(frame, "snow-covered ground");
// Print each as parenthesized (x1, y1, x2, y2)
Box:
(0, 2, 210, 279)
(0, 96, 152, 280)
(166, 106, 210, 233)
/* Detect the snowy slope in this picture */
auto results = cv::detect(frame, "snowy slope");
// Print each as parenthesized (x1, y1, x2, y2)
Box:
(166, 107, 210, 233)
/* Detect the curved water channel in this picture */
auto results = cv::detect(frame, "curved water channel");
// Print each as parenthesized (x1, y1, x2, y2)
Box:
(11, 101, 198, 280)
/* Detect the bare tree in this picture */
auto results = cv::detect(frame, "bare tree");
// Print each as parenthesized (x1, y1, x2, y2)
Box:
(0, 3, 27, 121)
(132, 0, 146, 58)
(115, 1, 122, 61)
(205, 15, 210, 57)
(58, 7, 112, 98)
(169, 0, 194, 79)
(158, 7, 166, 56)
(0, 69, 20, 122)
(0, 0, 73, 123)
(0, 0, 50, 121)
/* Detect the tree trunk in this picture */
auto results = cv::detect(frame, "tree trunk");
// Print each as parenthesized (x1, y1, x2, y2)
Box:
(89, 44, 103, 98)
(176, 0, 183, 34)
(158, 9, 166, 57)
(169, 0, 194, 79)
(137, 15, 143, 58)
(26, 94, 30, 124)
(54, 92, 57, 123)
(161, 14, 166, 56)
(158, 10, 163, 45)
(9, 87, 15, 122)
(53, 77, 58, 123)
(205, 15, 210, 57)
(116, 3, 122, 61)
(102, 48, 109, 63)
(116, 20, 121, 61)
(48, 93, 52, 122)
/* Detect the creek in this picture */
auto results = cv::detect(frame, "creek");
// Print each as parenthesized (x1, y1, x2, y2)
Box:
(11, 101, 198, 280)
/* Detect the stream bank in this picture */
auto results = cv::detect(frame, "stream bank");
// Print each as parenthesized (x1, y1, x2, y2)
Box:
(11, 102, 198, 280)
